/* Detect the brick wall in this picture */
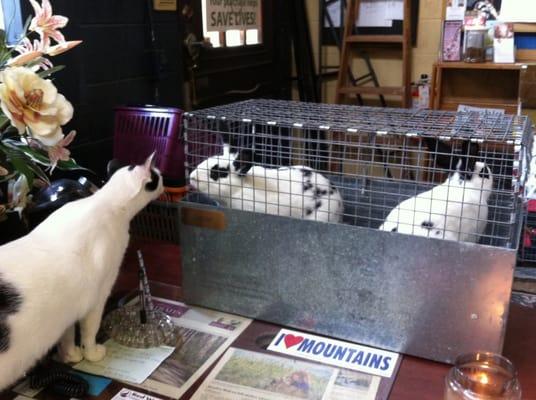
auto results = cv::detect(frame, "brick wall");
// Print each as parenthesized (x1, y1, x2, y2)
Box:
(22, 0, 184, 178)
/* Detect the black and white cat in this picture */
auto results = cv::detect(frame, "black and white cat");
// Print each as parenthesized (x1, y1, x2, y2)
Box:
(0, 154, 163, 391)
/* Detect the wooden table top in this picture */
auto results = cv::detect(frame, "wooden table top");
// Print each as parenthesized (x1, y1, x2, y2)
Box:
(2, 238, 536, 399)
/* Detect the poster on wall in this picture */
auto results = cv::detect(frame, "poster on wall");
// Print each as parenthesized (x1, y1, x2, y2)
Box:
(442, 20, 463, 61)
(446, 0, 503, 22)
(466, 0, 502, 21)
(205, 0, 261, 32)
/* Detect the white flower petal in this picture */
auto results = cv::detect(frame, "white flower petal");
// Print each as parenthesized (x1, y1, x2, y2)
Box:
(0, 66, 73, 142)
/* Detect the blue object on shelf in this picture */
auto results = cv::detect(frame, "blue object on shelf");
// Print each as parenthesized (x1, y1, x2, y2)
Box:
(515, 33, 536, 49)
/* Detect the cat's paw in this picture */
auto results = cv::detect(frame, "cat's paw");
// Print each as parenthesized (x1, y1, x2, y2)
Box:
(58, 345, 84, 364)
(83, 344, 107, 362)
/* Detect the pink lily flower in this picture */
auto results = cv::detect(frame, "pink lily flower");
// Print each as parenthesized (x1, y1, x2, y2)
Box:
(48, 130, 76, 172)
(29, 0, 68, 48)
(7, 37, 52, 69)
(7, 50, 43, 67)
(46, 40, 83, 56)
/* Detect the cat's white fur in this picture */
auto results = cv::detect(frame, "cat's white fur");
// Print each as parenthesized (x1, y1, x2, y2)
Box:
(0, 154, 163, 391)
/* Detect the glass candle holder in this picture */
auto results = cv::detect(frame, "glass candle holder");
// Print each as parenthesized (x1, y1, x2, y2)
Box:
(444, 352, 522, 399)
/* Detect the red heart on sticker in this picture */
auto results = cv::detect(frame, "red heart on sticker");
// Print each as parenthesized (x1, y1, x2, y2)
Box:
(284, 334, 304, 348)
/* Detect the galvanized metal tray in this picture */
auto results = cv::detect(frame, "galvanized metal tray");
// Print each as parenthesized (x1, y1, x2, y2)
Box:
(179, 200, 517, 364)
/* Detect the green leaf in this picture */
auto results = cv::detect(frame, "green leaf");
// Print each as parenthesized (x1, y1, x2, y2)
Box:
(2, 139, 93, 175)
(0, 142, 49, 186)
(2, 139, 49, 165)
(22, 16, 32, 37)
(9, 155, 35, 188)
(0, 115, 10, 132)
(38, 65, 65, 79)
(56, 157, 93, 172)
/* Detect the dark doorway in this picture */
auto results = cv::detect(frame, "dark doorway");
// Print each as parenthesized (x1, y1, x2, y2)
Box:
(184, 0, 291, 109)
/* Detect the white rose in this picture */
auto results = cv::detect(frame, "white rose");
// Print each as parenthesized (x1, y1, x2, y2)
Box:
(0, 66, 73, 146)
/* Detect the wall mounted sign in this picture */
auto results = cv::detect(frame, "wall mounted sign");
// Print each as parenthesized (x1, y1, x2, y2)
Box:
(153, 0, 177, 11)
(205, 0, 261, 32)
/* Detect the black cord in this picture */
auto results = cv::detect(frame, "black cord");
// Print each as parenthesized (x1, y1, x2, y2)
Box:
(145, 0, 162, 103)
(29, 364, 89, 398)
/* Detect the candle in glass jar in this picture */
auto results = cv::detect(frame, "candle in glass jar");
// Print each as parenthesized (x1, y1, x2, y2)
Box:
(444, 352, 522, 399)
(474, 372, 489, 385)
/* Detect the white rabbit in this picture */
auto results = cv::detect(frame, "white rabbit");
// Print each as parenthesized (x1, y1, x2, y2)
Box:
(189, 144, 343, 223)
(379, 141, 493, 243)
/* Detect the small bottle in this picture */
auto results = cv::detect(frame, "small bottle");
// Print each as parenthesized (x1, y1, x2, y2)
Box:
(444, 352, 522, 399)
(411, 81, 419, 109)
(418, 74, 430, 109)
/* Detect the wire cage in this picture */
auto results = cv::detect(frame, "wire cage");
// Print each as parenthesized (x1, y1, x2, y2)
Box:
(179, 99, 532, 363)
(183, 99, 531, 250)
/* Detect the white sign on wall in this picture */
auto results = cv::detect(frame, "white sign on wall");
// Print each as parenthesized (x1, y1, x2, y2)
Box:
(205, 0, 261, 32)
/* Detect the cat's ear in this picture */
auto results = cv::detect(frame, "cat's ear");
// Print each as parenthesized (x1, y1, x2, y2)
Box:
(129, 152, 156, 185)
(144, 152, 156, 172)
(132, 152, 156, 183)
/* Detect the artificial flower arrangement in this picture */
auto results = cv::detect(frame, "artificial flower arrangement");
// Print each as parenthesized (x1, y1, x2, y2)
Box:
(0, 0, 82, 219)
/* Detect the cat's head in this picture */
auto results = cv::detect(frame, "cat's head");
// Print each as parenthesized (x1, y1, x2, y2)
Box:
(106, 153, 164, 209)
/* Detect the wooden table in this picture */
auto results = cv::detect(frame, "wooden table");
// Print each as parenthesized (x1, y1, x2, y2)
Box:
(3, 238, 536, 399)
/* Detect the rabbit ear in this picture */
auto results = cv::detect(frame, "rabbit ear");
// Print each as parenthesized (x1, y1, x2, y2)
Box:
(423, 137, 455, 171)
(232, 149, 254, 176)
(457, 141, 480, 179)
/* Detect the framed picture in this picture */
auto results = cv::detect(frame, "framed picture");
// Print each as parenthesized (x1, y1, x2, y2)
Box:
(442, 20, 463, 61)
(466, 0, 502, 21)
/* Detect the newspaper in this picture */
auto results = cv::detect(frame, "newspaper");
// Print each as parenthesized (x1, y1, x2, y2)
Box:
(73, 340, 175, 384)
(191, 348, 380, 400)
(130, 297, 252, 399)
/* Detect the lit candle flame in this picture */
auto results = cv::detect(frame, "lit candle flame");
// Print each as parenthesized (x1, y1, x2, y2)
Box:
(476, 372, 489, 384)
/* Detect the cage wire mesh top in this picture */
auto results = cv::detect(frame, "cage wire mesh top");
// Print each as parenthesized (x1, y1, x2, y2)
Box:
(183, 99, 532, 251)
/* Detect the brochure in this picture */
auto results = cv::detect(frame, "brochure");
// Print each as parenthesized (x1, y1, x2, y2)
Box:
(131, 297, 252, 399)
(191, 347, 381, 400)
(73, 340, 175, 384)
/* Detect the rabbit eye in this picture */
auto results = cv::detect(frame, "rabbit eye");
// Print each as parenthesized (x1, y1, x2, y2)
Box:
(210, 165, 230, 181)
